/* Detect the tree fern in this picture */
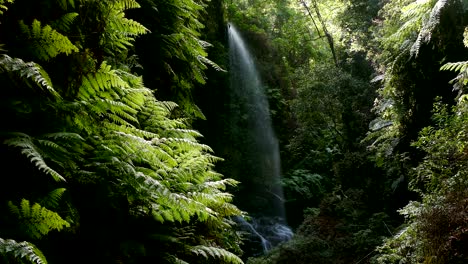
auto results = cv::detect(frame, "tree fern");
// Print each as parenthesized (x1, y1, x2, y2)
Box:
(0, 238, 47, 264)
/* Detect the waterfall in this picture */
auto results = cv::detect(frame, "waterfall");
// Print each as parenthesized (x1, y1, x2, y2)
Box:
(227, 23, 292, 255)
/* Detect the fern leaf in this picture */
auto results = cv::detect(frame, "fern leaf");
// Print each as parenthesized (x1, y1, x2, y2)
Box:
(42, 132, 84, 141)
(56, 0, 75, 10)
(172, 257, 190, 264)
(4, 134, 66, 182)
(0, 0, 13, 15)
(114, 0, 141, 10)
(440, 61, 468, 72)
(8, 199, 70, 239)
(197, 55, 226, 72)
(40, 188, 67, 208)
(0, 55, 60, 98)
(410, 0, 448, 57)
(19, 19, 79, 60)
(51, 12, 79, 32)
(0, 238, 47, 264)
(191, 246, 244, 264)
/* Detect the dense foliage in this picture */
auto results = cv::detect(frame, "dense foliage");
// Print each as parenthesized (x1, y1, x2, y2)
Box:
(222, 0, 468, 263)
(1, 0, 468, 263)
(0, 0, 244, 263)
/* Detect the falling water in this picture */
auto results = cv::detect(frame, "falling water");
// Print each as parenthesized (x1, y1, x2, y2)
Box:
(235, 216, 272, 254)
(228, 23, 292, 254)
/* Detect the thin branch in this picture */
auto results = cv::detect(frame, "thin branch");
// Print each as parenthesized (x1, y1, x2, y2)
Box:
(298, 0, 322, 38)
(299, 0, 338, 67)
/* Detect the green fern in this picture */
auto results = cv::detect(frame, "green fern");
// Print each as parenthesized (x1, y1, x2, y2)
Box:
(8, 199, 70, 239)
(51, 12, 79, 33)
(57, 0, 75, 10)
(382, 0, 448, 57)
(0, 0, 243, 263)
(410, 0, 448, 56)
(0, 0, 13, 15)
(19, 19, 79, 61)
(191, 245, 244, 264)
(0, 238, 47, 264)
(4, 133, 66, 182)
(197, 55, 227, 72)
(39, 188, 67, 209)
(112, 0, 141, 10)
(0, 54, 60, 99)
(99, 0, 148, 55)
(440, 61, 468, 72)
(440, 29, 468, 95)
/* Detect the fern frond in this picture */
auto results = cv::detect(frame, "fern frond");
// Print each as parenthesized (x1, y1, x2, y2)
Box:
(42, 132, 84, 141)
(155, 137, 213, 152)
(410, 0, 448, 57)
(40, 188, 67, 208)
(441, 61, 468, 90)
(0, 55, 60, 98)
(0, 238, 47, 264)
(78, 61, 129, 100)
(8, 199, 70, 239)
(172, 257, 190, 264)
(197, 55, 226, 72)
(191, 246, 244, 264)
(4, 134, 66, 182)
(202, 179, 239, 191)
(0, 0, 13, 15)
(440, 61, 468, 72)
(158, 101, 179, 113)
(99, 0, 148, 55)
(112, 17, 148, 36)
(57, 0, 75, 10)
(51, 12, 79, 32)
(19, 19, 79, 60)
(113, 0, 141, 10)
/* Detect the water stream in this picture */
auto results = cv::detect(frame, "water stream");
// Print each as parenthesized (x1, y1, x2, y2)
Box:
(228, 23, 293, 255)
